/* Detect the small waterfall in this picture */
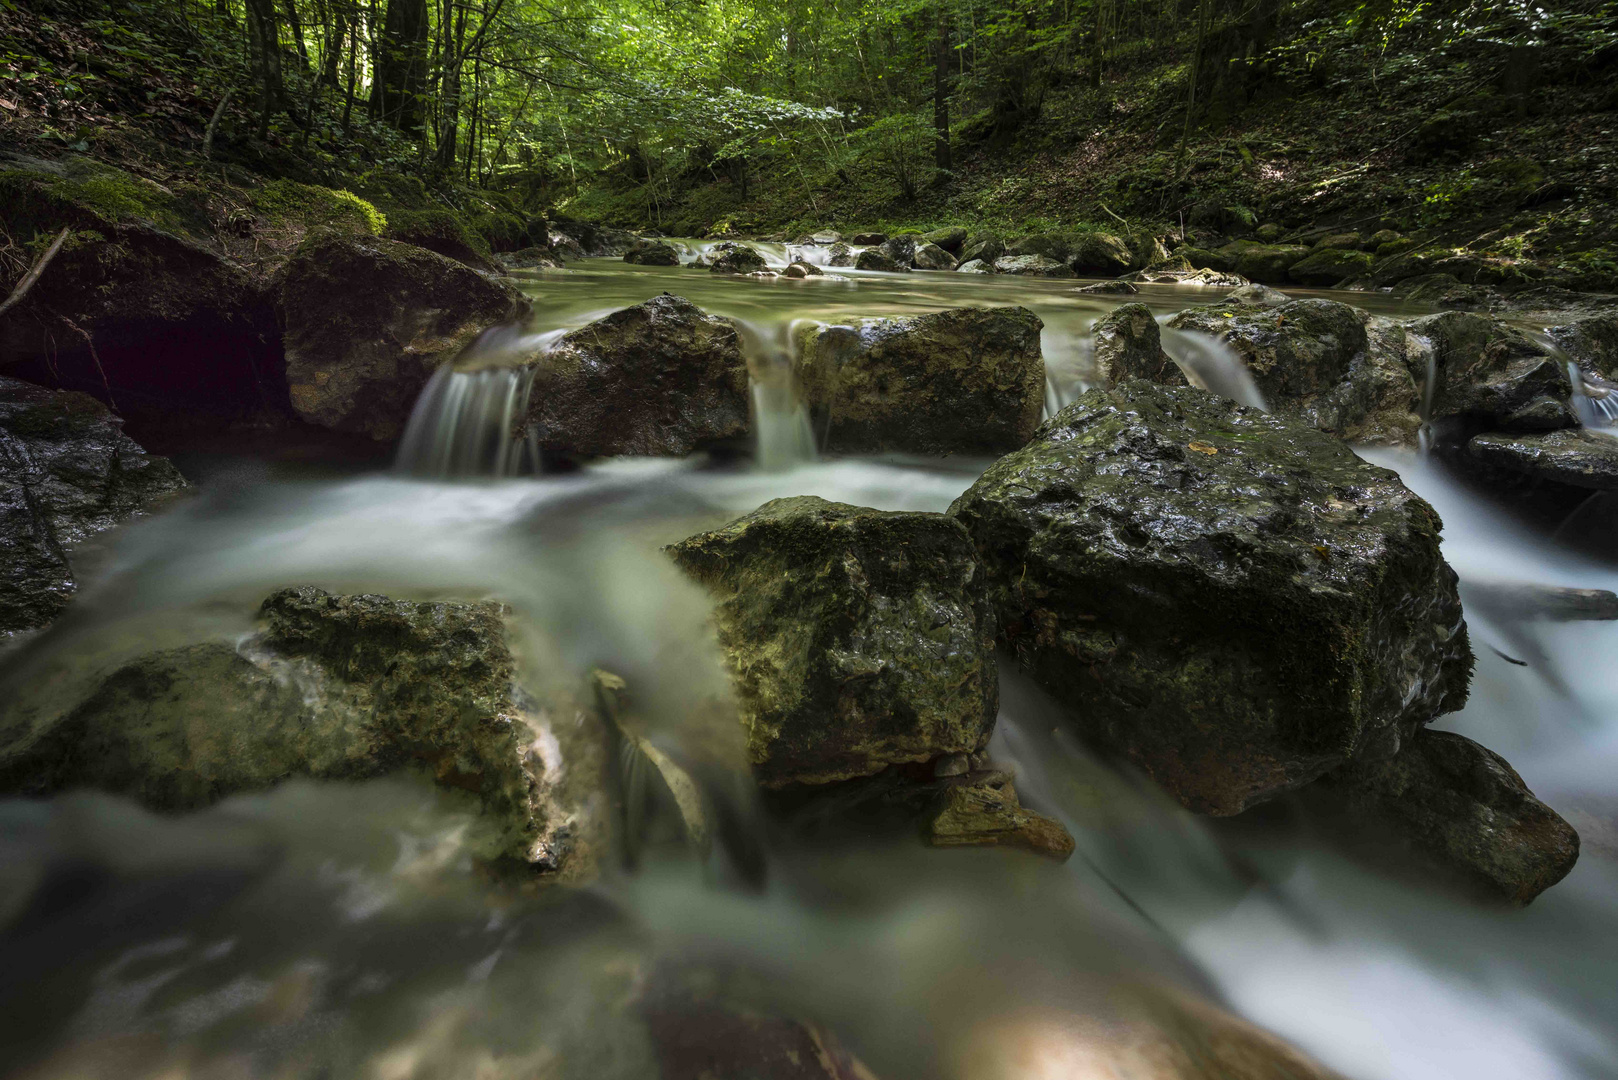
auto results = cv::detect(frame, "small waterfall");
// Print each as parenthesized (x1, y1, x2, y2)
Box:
(395, 365, 541, 478)
(736, 317, 818, 471)
(1043, 325, 1096, 419)
(1160, 324, 1269, 411)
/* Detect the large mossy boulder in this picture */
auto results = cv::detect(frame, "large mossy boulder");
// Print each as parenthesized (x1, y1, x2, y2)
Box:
(1288, 248, 1375, 287)
(922, 226, 968, 253)
(993, 254, 1075, 277)
(948, 382, 1473, 815)
(0, 155, 280, 415)
(279, 232, 531, 440)
(794, 306, 1045, 456)
(1310, 729, 1579, 905)
(383, 208, 498, 272)
(1091, 303, 1184, 387)
(0, 377, 185, 638)
(624, 239, 682, 265)
(854, 247, 908, 272)
(1232, 244, 1311, 283)
(519, 293, 750, 458)
(1409, 311, 1577, 432)
(708, 243, 767, 274)
(1068, 232, 1135, 276)
(959, 232, 1005, 265)
(912, 241, 958, 271)
(0, 587, 610, 876)
(666, 497, 998, 788)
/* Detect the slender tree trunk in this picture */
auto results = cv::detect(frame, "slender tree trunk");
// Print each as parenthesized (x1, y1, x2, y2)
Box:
(244, 0, 284, 139)
(934, 3, 952, 173)
(434, 2, 466, 170)
(280, 0, 309, 69)
(1089, 0, 1103, 88)
(373, 0, 429, 132)
(342, 15, 359, 132)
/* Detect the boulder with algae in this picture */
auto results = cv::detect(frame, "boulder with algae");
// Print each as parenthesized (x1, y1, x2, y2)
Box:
(949, 381, 1474, 816)
(0, 586, 610, 877)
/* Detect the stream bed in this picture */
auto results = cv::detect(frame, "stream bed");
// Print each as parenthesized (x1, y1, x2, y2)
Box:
(2, 254, 1615, 1080)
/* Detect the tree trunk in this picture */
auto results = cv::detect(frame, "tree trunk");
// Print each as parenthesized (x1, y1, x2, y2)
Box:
(243, 0, 284, 139)
(280, 0, 309, 69)
(1089, 0, 1103, 89)
(372, 0, 429, 132)
(433, 2, 466, 170)
(933, 4, 951, 173)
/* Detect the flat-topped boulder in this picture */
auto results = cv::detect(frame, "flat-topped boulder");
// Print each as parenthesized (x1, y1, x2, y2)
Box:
(279, 232, 531, 440)
(1310, 729, 1579, 905)
(0, 586, 610, 876)
(0, 377, 185, 637)
(993, 254, 1075, 277)
(948, 382, 1473, 815)
(519, 293, 751, 458)
(794, 306, 1045, 455)
(666, 497, 998, 788)
(1468, 428, 1618, 489)
(624, 239, 681, 265)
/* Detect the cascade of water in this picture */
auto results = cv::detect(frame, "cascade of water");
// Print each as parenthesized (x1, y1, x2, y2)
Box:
(1159, 324, 1269, 410)
(735, 316, 818, 471)
(394, 365, 541, 478)
(1043, 323, 1097, 419)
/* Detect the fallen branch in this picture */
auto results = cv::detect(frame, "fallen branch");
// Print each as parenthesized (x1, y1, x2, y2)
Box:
(202, 89, 233, 161)
(0, 227, 70, 321)
(1098, 202, 1130, 228)
(56, 314, 119, 413)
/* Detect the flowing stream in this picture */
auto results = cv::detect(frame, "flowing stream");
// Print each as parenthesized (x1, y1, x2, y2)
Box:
(2, 253, 1615, 1080)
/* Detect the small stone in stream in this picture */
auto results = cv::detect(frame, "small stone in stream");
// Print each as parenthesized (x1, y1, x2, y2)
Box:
(0, 587, 611, 876)
(794, 306, 1046, 455)
(956, 259, 994, 274)
(708, 243, 768, 274)
(925, 771, 1076, 861)
(1074, 280, 1139, 295)
(912, 241, 958, 270)
(1467, 429, 1618, 490)
(1465, 582, 1618, 622)
(518, 293, 750, 458)
(993, 254, 1075, 277)
(811, 231, 842, 245)
(948, 382, 1473, 815)
(1091, 303, 1185, 387)
(850, 231, 887, 245)
(1311, 729, 1579, 905)
(1223, 283, 1292, 307)
(783, 261, 823, 278)
(279, 232, 531, 440)
(826, 242, 854, 267)
(0, 377, 186, 637)
(854, 247, 908, 272)
(1412, 311, 1577, 432)
(666, 497, 998, 787)
(624, 239, 681, 265)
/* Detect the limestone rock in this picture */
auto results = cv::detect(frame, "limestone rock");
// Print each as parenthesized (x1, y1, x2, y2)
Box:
(1232, 244, 1311, 283)
(1311, 729, 1579, 905)
(993, 254, 1075, 277)
(1068, 232, 1135, 276)
(925, 771, 1075, 860)
(956, 259, 994, 274)
(1091, 304, 1185, 387)
(1468, 429, 1618, 489)
(794, 306, 1045, 456)
(0, 377, 185, 637)
(912, 241, 959, 271)
(709, 243, 768, 274)
(279, 233, 530, 440)
(1288, 248, 1375, 287)
(948, 382, 1473, 815)
(855, 248, 908, 272)
(666, 497, 998, 788)
(959, 232, 1005, 265)
(923, 226, 968, 254)
(784, 261, 824, 278)
(827, 242, 855, 267)
(1223, 283, 1292, 307)
(1409, 311, 1577, 432)
(625, 239, 681, 265)
(518, 294, 750, 458)
(1075, 280, 1140, 295)
(0, 587, 611, 876)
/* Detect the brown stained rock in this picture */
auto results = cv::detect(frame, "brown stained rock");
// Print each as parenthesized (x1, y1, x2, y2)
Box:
(925, 771, 1075, 861)
(518, 293, 751, 458)
(279, 232, 531, 440)
(794, 306, 1045, 456)
(666, 497, 997, 788)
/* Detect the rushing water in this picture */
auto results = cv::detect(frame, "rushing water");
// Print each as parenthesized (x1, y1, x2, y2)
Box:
(3, 253, 1616, 1080)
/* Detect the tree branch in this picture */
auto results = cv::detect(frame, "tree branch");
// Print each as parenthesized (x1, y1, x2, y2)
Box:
(0, 228, 70, 323)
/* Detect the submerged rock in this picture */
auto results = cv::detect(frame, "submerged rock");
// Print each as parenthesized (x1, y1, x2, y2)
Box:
(1075, 280, 1139, 295)
(0, 377, 185, 637)
(1311, 729, 1579, 905)
(1091, 303, 1184, 387)
(948, 382, 1473, 815)
(279, 232, 530, 440)
(992, 254, 1075, 277)
(1410, 311, 1577, 432)
(1467, 429, 1618, 489)
(794, 306, 1045, 455)
(624, 239, 681, 265)
(518, 294, 750, 459)
(0, 587, 610, 875)
(666, 497, 998, 788)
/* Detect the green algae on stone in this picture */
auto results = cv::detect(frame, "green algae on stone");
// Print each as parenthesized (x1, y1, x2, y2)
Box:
(794, 305, 1045, 456)
(948, 382, 1473, 816)
(250, 178, 386, 236)
(666, 496, 998, 787)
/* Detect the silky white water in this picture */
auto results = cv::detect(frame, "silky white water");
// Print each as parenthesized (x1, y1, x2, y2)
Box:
(1, 257, 1614, 1080)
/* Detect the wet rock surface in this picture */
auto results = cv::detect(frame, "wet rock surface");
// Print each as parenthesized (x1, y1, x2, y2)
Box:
(949, 382, 1473, 815)
(1287, 247, 1375, 286)
(794, 306, 1046, 456)
(0, 586, 610, 876)
(624, 239, 682, 265)
(708, 242, 768, 274)
(1467, 428, 1618, 489)
(0, 377, 185, 638)
(1310, 729, 1580, 905)
(666, 497, 998, 788)
(854, 247, 907, 272)
(993, 254, 1075, 277)
(279, 232, 531, 440)
(1409, 310, 1577, 432)
(519, 293, 751, 458)
(925, 770, 1076, 860)
(1092, 303, 1185, 387)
